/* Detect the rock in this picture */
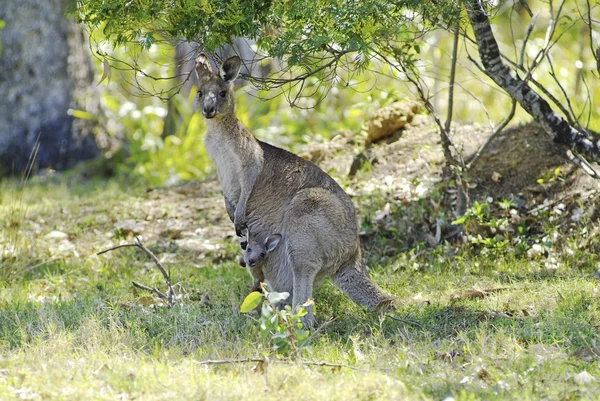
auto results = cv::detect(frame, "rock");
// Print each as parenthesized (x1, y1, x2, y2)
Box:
(44, 230, 69, 240)
(364, 101, 422, 145)
(573, 371, 595, 385)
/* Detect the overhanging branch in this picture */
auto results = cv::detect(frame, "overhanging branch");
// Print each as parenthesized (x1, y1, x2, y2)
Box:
(463, 0, 600, 165)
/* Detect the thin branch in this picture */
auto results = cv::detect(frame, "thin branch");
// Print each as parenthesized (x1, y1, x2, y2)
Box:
(566, 150, 600, 179)
(386, 314, 423, 328)
(519, 0, 534, 17)
(196, 358, 266, 365)
(373, 45, 468, 216)
(466, 34, 574, 126)
(581, 73, 593, 129)
(520, 10, 541, 68)
(545, 54, 585, 133)
(97, 237, 175, 308)
(468, 99, 517, 168)
(444, 21, 460, 134)
(194, 357, 361, 371)
(522, 0, 566, 83)
(96, 243, 138, 255)
(131, 280, 170, 301)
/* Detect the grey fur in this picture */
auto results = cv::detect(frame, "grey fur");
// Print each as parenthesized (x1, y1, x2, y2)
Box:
(196, 55, 394, 325)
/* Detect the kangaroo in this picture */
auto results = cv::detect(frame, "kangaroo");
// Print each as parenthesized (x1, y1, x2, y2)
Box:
(239, 228, 282, 292)
(195, 54, 394, 325)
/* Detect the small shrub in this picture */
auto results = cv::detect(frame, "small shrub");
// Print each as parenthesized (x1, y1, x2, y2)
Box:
(240, 285, 311, 357)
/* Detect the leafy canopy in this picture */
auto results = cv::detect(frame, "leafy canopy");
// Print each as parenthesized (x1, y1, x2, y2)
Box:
(74, 0, 460, 72)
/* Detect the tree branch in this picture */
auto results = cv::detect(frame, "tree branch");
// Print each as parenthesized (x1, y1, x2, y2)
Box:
(463, 0, 600, 167)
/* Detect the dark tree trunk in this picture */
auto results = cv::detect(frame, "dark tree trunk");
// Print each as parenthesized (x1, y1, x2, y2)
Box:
(463, 0, 600, 163)
(0, 0, 101, 175)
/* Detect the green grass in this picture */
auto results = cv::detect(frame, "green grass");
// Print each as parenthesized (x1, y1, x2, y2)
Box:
(1, 175, 600, 400)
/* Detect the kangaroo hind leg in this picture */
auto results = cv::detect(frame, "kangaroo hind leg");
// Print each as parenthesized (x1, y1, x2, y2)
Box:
(290, 262, 320, 327)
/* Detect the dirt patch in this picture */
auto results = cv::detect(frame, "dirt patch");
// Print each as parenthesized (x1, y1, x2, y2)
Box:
(304, 114, 597, 209)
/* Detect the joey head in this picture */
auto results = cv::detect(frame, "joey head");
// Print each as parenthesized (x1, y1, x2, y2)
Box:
(239, 228, 281, 292)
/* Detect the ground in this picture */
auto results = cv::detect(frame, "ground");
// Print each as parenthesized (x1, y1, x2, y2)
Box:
(1, 116, 600, 400)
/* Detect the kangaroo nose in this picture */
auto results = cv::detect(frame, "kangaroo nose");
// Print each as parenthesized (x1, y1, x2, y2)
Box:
(203, 106, 214, 115)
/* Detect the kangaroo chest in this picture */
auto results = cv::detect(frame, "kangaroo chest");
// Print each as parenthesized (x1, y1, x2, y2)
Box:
(204, 132, 243, 204)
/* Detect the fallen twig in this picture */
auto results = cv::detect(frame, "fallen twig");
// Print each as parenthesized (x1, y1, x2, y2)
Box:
(196, 358, 265, 365)
(385, 314, 423, 328)
(195, 357, 360, 371)
(97, 236, 175, 308)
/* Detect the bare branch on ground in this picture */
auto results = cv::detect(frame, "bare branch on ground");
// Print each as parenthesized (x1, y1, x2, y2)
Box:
(97, 236, 175, 308)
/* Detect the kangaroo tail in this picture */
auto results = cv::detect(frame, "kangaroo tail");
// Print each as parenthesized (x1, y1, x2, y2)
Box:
(333, 255, 395, 310)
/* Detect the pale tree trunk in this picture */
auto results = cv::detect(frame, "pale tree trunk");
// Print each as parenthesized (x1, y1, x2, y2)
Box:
(0, 0, 101, 174)
(464, 0, 600, 162)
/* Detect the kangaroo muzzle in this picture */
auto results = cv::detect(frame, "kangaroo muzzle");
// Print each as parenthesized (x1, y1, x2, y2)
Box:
(202, 95, 217, 118)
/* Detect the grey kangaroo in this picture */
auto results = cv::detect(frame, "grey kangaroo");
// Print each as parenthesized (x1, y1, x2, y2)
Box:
(195, 54, 394, 324)
(239, 228, 282, 292)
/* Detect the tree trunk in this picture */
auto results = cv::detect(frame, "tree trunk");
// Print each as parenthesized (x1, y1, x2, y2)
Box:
(463, 0, 600, 163)
(0, 0, 101, 175)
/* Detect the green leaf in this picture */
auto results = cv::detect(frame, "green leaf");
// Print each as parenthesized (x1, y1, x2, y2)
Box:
(69, 109, 98, 121)
(452, 216, 467, 225)
(97, 58, 111, 86)
(240, 291, 263, 312)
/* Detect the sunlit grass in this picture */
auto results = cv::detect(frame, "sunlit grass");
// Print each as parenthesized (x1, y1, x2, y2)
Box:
(1, 175, 599, 400)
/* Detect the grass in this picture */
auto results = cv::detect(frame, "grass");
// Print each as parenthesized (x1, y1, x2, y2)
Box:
(1, 174, 600, 400)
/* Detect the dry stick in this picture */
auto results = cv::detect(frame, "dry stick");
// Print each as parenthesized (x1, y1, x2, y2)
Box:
(96, 237, 175, 308)
(196, 358, 265, 365)
(385, 314, 423, 329)
(195, 357, 361, 371)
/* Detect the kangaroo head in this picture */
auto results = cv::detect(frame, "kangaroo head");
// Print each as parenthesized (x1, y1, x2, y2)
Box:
(194, 54, 241, 119)
(244, 231, 282, 268)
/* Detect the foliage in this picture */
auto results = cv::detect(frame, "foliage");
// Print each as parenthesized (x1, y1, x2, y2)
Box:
(74, 0, 459, 68)
(74, 0, 600, 136)
(125, 92, 210, 186)
(240, 285, 310, 357)
(453, 200, 521, 256)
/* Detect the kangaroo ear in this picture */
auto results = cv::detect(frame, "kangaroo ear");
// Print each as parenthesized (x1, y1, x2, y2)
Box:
(219, 56, 241, 84)
(242, 226, 249, 239)
(264, 234, 282, 253)
(194, 53, 213, 84)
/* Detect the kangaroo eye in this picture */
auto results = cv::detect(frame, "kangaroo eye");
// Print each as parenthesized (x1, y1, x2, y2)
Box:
(260, 253, 265, 258)
(197, 90, 203, 97)
(247, 247, 252, 253)
(219, 90, 227, 98)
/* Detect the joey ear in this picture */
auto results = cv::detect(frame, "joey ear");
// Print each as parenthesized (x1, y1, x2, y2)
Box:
(219, 56, 241, 84)
(264, 234, 282, 253)
(194, 53, 213, 84)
